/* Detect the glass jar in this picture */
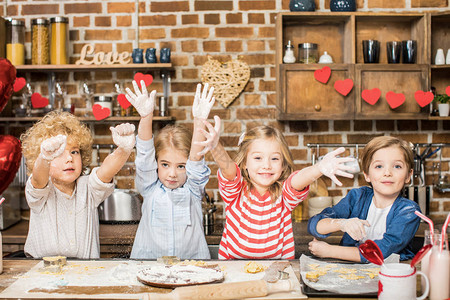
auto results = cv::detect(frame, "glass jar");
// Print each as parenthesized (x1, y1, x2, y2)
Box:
(94, 96, 113, 116)
(31, 18, 49, 65)
(283, 40, 296, 63)
(50, 17, 69, 64)
(6, 19, 25, 66)
(298, 43, 318, 64)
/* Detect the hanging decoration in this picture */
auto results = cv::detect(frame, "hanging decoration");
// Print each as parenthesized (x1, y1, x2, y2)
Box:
(446, 86, 450, 97)
(386, 91, 405, 109)
(134, 72, 153, 88)
(31, 92, 49, 108)
(334, 79, 353, 96)
(361, 88, 381, 105)
(117, 94, 131, 110)
(201, 56, 250, 108)
(92, 104, 111, 120)
(13, 77, 26, 92)
(314, 66, 331, 84)
(414, 90, 434, 107)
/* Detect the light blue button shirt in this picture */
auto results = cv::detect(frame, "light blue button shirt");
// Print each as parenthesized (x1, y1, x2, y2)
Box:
(130, 136, 211, 259)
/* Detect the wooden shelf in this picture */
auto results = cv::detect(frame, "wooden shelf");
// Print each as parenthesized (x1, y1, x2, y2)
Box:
(0, 116, 174, 122)
(428, 116, 450, 120)
(15, 63, 173, 72)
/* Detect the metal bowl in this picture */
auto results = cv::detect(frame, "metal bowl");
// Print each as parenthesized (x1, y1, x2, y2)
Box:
(98, 189, 142, 223)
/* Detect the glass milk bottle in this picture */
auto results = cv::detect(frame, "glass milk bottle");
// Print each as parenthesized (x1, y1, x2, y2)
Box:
(421, 229, 439, 289)
(428, 232, 449, 300)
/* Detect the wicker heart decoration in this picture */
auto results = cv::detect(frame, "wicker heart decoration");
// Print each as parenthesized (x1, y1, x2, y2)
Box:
(201, 56, 250, 108)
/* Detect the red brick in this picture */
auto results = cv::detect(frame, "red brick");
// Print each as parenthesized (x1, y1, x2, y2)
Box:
(203, 41, 221, 52)
(347, 134, 381, 144)
(204, 14, 220, 24)
(85, 30, 122, 41)
(432, 133, 450, 143)
(354, 120, 372, 131)
(223, 121, 242, 134)
(248, 13, 265, 24)
(117, 16, 132, 27)
(172, 55, 188, 67)
(107, 2, 135, 13)
(73, 16, 90, 27)
(64, 3, 102, 14)
(267, 93, 276, 106)
(334, 120, 351, 131)
(244, 94, 261, 106)
(95, 16, 111, 27)
(247, 40, 265, 52)
(412, 0, 448, 7)
(368, 0, 405, 8)
(195, 1, 233, 11)
(181, 69, 199, 79)
(226, 13, 242, 24)
(259, 80, 275, 92)
(215, 27, 254, 38)
(225, 40, 243, 52)
(236, 108, 276, 120)
(151, 1, 189, 12)
(375, 120, 395, 131)
(139, 28, 166, 40)
(239, 1, 275, 10)
(23, 4, 59, 15)
(311, 121, 329, 132)
(182, 14, 199, 25)
(140, 15, 177, 26)
(172, 27, 210, 38)
(398, 120, 418, 131)
(258, 26, 275, 38)
(304, 134, 343, 145)
(181, 40, 198, 52)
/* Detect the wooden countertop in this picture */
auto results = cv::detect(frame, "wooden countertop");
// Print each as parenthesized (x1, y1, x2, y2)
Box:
(0, 259, 375, 300)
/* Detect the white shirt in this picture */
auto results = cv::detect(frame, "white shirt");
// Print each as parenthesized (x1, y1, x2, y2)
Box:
(24, 167, 114, 259)
(365, 200, 393, 241)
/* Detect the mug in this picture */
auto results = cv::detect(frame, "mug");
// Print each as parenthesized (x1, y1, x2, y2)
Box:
(160, 48, 171, 63)
(402, 40, 417, 64)
(386, 41, 402, 64)
(378, 263, 429, 300)
(362, 40, 380, 63)
(132, 48, 144, 64)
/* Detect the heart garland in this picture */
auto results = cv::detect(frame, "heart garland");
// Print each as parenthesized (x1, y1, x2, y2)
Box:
(201, 56, 250, 108)
(13, 77, 26, 92)
(93, 104, 111, 120)
(446, 86, 450, 97)
(31, 92, 49, 108)
(334, 79, 354, 96)
(314, 66, 331, 84)
(414, 90, 434, 107)
(362, 88, 381, 105)
(117, 93, 131, 109)
(386, 91, 405, 109)
(134, 72, 153, 88)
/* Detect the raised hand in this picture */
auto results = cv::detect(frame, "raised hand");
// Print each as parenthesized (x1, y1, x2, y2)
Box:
(110, 123, 136, 152)
(125, 80, 156, 117)
(40, 134, 67, 161)
(195, 115, 221, 156)
(192, 83, 215, 120)
(317, 147, 355, 186)
(332, 218, 370, 241)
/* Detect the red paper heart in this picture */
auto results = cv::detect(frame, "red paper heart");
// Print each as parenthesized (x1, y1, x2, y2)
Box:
(117, 93, 131, 109)
(134, 72, 153, 88)
(414, 90, 434, 107)
(13, 77, 26, 92)
(386, 91, 405, 109)
(92, 104, 111, 120)
(0, 135, 22, 195)
(334, 79, 353, 96)
(446, 86, 450, 97)
(31, 92, 49, 108)
(362, 88, 381, 105)
(314, 66, 331, 84)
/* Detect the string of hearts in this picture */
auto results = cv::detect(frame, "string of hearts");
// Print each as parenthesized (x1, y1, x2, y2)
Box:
(314, 66, 450, 109)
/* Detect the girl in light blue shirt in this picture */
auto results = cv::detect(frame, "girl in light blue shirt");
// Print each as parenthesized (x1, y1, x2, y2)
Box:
(126, 80, 215, 259)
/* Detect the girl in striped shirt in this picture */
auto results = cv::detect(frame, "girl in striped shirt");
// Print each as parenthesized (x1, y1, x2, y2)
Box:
(197, 117, 356, 259)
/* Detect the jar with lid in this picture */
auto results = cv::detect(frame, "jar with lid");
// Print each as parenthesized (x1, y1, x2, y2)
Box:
(298, 43, 318, 64)
(31, 18, 49, 65)
(50, 17, 69, 64)
(283, 40, 296, 63)
(94, 96, 113, 117)
(6, 19, 25, 66)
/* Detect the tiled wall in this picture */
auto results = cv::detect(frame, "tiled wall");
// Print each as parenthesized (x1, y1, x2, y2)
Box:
(2, 0, 450, 221)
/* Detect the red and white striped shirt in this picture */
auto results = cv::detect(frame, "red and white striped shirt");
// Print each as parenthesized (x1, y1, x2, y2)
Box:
(218, 164, 309, 260)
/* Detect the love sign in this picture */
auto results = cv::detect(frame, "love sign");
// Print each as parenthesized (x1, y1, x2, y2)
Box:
(75, 44, 131, 66)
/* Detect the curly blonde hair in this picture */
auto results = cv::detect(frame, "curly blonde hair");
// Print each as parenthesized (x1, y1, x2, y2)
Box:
(234, 125, 294, 201)
(20, 111, 93, 175)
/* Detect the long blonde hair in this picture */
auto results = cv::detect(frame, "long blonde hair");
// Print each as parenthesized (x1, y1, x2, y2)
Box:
(20, 111, 93, 175)
(154, 124, 192, 160)
(234, 126, 294, 201)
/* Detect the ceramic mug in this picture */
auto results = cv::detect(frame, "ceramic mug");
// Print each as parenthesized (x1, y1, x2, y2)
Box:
(378, 263, 429, 300)
(132, 48, 144, 63)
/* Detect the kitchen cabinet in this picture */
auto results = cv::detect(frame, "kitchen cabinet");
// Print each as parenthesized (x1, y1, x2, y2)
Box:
(275, 12, 449, 120)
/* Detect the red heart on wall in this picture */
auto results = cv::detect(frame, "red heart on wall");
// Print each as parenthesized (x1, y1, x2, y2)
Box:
(117, 93, 131, 109)
(446, 86, 450, 97)
(92, 104, 111, 120)
(134, 73, 153, 88)
(31, 92, 49, 108)
(0, 135, 22, 195)
(314, 66, 331, 84)
(334, 79, 353, 96)
(386, 91, 405, 109)
(13, 77, 26, 92)
(414, 90, 434, 107)
(362, 88, 381, 105)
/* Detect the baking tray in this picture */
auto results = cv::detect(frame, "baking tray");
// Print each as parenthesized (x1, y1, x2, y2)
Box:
(300, 275, 377, 298)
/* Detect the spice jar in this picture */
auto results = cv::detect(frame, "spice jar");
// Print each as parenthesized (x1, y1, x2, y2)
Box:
(298, 43, 318, 64)
(94, 96, 113, 116)
(6, 19, 25, 66)
(283, 40, 296, 63)
(31, 18, 49, 65)
(50, 17, 69, 64)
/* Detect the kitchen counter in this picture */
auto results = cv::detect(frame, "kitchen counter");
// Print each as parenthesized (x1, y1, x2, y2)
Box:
(0, 259, 376, 300)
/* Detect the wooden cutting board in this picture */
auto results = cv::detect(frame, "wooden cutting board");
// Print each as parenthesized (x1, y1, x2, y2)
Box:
(0, 260, 306, 299)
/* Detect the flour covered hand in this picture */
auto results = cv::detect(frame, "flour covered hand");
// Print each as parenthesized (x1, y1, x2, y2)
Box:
(192, 83, 215, 120)
(125, 80, 156, 117)
(40, 134, 67, 161)
(318, 147, 355, 186)
(110, 123, 136, 152)
(195, 116, 221, 156)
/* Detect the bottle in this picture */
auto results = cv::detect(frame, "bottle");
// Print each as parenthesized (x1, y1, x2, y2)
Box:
(283, 40, 296, 63)
(6, 19, 25, 66)
(435, 48, 445, 65)
(421, 229, 439, 291)
(50, 17, 69, 64)
(31, 18, 49, 65)
(428, 233, 449, 300)
(298, 43, 318, 64)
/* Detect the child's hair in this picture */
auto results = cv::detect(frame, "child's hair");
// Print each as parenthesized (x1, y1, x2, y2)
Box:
(154, 124, 192, 160)
(361, 136, 414, 174)
(234, 125, 294, 201)
(21, 111, 93, 175)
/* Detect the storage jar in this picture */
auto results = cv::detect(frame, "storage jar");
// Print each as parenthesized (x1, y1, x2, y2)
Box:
(94, 96, 113, 116)
(298, 43, 318, 64)
(31, 18, 49, 65)
(6, 19, 25, 66)
(50, 17, 69, 64)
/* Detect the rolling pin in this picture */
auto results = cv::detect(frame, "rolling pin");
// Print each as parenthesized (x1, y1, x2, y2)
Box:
(144, 279, 293, 300)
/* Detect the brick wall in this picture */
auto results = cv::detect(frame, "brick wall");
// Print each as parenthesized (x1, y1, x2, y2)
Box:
(3, 0, 450, 221)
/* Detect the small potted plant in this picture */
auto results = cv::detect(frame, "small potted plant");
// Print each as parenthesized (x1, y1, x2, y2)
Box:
(434, 94, 450, 117)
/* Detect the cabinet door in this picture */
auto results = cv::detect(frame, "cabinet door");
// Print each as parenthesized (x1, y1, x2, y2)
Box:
(355, 64, 429, 119)
(278, 64, 354, 120)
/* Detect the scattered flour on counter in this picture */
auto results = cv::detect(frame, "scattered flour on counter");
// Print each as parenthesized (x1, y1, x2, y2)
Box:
(137, 265, 224, 285)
